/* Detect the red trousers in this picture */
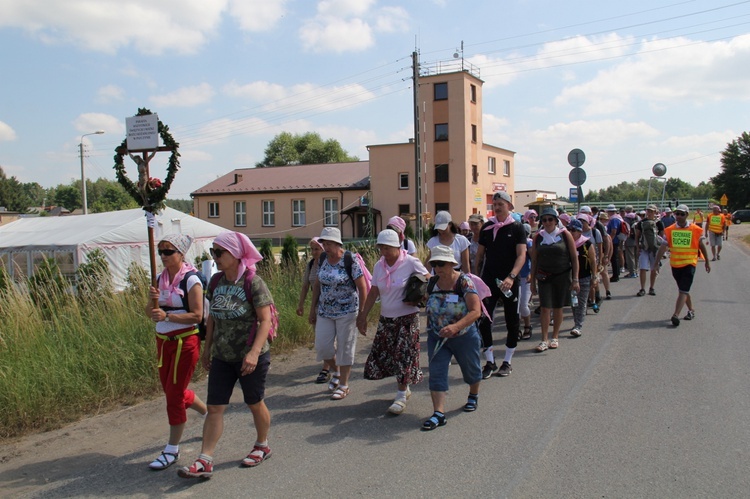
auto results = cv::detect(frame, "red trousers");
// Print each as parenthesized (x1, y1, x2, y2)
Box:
(156, 333, 200, 425)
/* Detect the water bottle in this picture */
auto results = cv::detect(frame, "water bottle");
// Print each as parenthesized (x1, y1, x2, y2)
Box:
(570, 290, 579, 307)
(496, 278, 513, 298)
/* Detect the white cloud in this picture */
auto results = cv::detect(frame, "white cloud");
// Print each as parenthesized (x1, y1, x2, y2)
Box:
(0, 121, 18, 141)
(223, 80, 376, 113)
(96, 84, 125, 103)
(228, 0, 287, 31)
(299, 0, 408, 53)
(72, 113, 124, 137)
(151, 83, 215, 108)
(555, 34, 750, 115)
(0, 0, 226, 55)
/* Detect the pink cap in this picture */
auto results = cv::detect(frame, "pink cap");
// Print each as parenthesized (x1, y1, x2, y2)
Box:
(387, 216, 406, 233)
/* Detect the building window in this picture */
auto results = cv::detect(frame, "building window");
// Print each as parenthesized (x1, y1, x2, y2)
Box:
(504, 160, 511, 176)
(399, 173, 409, 189)
(471, 124, 477, 143)
(208, 202, 219, 218)
(262, 200, 275, 226)
(435, 123, 448, 141)
(488, 157, 496, 174)
(435, 163, 449, 183)
(436, 203, 449, 213)
(234, 201, 246, 227)
(292, 199, 306, 226)
(434, 82, 448, 100)
(398, 204, 409, 216)
(470, 84, 477, 103)
(472, 164, 478, 184)
(324, 198, 339, 226)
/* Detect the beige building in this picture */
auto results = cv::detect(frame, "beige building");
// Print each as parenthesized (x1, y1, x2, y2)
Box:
(191, 62, 516, 242)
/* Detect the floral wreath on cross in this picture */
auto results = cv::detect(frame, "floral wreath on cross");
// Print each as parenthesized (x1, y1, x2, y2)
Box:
(113, 108, 180, 213)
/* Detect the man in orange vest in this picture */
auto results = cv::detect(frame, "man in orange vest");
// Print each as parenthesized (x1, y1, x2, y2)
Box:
(656, 204, 711, 326)
(704, 205, 725, 261)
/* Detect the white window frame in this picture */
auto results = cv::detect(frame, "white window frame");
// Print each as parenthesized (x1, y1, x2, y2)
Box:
(234, 201, 246, 227)
(504, 160, 511, 176)
(399, 173, 409, 189)
(292, 199, 306, 227)
(324, 198, 339, 226)
(262, 200, 275, 227)
(488, 157, 496, 175)
(208, 202, 219, 218)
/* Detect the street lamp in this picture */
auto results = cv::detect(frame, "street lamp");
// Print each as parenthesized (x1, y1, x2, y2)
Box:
(79, 130, 105, 215)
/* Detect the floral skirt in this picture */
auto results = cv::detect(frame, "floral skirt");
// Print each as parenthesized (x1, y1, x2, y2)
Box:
(364, 313, 423, 386)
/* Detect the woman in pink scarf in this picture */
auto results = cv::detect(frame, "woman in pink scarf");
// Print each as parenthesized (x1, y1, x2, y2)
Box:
(146, 233, 207, 470)
(179, 231, 274, 479)
(357, 229, 429, 415)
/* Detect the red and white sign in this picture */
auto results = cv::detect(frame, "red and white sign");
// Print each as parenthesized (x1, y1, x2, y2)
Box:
(492, 182, 507, 192)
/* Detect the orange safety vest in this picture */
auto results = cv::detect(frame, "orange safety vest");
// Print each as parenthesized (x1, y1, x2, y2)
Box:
(665, 223, 702, 268)
(706, 214, 724, 234)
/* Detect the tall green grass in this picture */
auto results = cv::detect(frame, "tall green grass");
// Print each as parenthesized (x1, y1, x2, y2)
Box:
(0, 249, 383, 439)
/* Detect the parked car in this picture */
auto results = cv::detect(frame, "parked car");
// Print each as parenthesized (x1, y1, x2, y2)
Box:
(732, 209, 750, 224)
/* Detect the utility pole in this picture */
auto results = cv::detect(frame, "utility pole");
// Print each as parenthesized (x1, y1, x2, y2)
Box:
(79, 130, 105, 215)
(412, 50, 423, 241)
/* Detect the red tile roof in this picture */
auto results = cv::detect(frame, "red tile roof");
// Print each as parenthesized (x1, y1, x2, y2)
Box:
(191, 161, 370, 196)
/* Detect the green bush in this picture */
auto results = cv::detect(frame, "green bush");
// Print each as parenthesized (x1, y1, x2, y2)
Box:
(281, 234, 299, 266)
(259, 239, 274, 266)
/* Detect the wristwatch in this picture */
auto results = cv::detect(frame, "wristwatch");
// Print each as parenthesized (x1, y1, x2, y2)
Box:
(164, 313, 170, 322)
(508, 273, 517, 280)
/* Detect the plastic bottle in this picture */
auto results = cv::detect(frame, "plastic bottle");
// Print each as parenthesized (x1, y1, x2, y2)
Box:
(570, 290, 579, 307)
(496, 278, 513, 298)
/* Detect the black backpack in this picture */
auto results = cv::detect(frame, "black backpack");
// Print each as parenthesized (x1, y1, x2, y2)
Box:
(162, 270, 210, 340)
(318, 251, 356, 287)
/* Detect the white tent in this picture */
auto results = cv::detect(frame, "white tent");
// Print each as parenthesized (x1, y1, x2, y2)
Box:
(0, 207, 224, 290)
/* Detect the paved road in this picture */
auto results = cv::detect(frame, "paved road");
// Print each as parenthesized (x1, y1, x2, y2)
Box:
(2, 231, 749, 498)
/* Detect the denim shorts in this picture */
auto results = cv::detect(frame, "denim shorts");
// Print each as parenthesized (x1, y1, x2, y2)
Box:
(207, 352, 270, 406)
(427, 329, 482, 392)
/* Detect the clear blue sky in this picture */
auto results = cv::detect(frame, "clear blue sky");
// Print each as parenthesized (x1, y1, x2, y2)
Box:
(1, 0, 748, 201)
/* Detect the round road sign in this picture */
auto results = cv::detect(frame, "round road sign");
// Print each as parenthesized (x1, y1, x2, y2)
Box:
(568, 148, 586, 168)
(569, 167, 587, 186)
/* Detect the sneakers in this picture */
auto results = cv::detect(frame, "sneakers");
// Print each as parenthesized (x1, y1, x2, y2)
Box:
(178, 455, 213, 479)
(648, 288, 656, 296)
(683, 310, 695, 321)
(387, 388, 411, 415)
(606, 291, 612, 300)
(241, 444, 272, 467)
(570, 328, 582, 337)
(481, 361, 498, 379)
(636, 289, 646, 297)
(671, 315, 680, 327)
(497, 361, 512, 377)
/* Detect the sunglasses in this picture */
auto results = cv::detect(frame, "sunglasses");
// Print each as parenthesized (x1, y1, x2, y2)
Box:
(157, 249, 178, 256)
(432, 261, 450, 268)
(541, 217, 556, 223)
(674, 212, 687, 216)
(210, 247, 228, 258)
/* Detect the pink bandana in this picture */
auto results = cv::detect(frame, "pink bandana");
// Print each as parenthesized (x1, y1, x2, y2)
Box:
(158, 261, 198, 305)
(214, 231, 263, 283)
(378, 249, 407, 290)
(482, 214, 515, 239)
(574, 234, 590, 248)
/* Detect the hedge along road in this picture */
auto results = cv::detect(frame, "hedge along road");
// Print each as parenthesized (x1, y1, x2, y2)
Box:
(2, 223, 750, 498)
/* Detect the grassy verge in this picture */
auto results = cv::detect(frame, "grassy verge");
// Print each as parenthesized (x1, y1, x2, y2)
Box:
(0, 252, 382, 439)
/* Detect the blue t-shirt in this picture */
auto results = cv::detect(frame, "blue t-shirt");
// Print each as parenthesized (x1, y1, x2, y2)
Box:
(316, 255, 363, 319)
(425, 274, 478, 338)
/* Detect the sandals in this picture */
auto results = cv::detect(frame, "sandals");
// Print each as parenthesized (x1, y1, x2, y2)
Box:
(549, 339, 559, 349)
(521, 326, 532, 340)
(421, 413, 447, 431)
(315, 369, 330, 384)
(331, 386, 350, 400)
(148, 451, 178, 470)
(177, 455, 213, 479)
(327, 375, 340, 392)
(241, 444, 272, 467)
(535, 341, 548, 352)
(387, 388, 411, 415)
(463, 394, 479, 412)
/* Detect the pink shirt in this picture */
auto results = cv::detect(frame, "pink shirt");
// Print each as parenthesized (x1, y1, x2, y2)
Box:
(372, 255, 428, 318)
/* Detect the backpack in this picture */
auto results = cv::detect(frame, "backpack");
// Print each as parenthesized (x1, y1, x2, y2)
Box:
(639, 219, 659, 253)
(626, 218, 636, 240)
(426, 272, 491, 319)
(207, 269, 279, 345)
(318, 251, 372, 293)
(161, 270, 210, 341)
(617, 217, 630, 241)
